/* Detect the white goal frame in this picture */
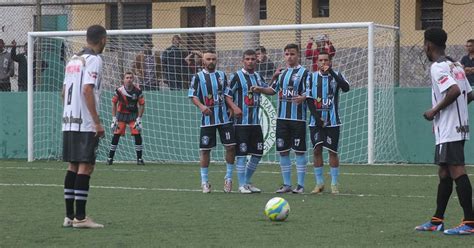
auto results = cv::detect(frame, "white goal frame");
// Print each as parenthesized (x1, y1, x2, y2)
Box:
(27, 22, 398, 164)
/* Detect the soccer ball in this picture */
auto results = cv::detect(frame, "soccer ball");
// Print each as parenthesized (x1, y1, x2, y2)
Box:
(264, 197, 290, 221)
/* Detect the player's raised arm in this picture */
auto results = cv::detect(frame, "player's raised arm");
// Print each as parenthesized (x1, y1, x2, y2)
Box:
(329, 69, 349, 92)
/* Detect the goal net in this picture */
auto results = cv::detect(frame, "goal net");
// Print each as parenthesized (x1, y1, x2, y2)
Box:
(28, 23, 403, 164)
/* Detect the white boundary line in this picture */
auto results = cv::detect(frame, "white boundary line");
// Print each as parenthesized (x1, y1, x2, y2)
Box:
(0, 182, 435, 199)
(0, 166, 448, 177)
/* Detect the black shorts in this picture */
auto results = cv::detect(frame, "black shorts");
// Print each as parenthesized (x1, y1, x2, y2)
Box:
(235, 125, 264, 156)
(116, 112, 138, 123)
(200, 123, 236, 150)
(310, 126, 340, 153)
(434, 140, 465, 166)
(275, 119, 306, 152)
(63, 131, 100, 164)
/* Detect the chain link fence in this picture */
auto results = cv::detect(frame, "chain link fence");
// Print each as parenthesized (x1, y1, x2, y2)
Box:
(0, 0, 472, 90)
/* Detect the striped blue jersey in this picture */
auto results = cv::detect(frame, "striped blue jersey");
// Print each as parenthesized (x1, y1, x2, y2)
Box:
(306, 71, 348, 127)
(271, 65, 308, 121)
(225, 69, 268, 125)
(188, 69, 231, 127)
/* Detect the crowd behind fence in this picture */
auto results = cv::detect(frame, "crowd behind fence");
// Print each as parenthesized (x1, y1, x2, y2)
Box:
(0, 0, 472, 91)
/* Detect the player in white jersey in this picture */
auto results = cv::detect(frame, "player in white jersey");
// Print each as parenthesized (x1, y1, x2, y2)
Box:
(61, 25, 107, 229)
(415, 28, 474, 235)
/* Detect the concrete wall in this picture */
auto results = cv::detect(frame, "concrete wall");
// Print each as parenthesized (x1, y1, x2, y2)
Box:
(2, 88, 474, 164)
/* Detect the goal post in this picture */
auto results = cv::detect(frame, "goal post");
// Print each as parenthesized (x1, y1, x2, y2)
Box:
(28, 22, 402, 164)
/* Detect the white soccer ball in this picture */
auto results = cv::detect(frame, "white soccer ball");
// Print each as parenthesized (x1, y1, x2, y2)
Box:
(264, 197, 290, 221)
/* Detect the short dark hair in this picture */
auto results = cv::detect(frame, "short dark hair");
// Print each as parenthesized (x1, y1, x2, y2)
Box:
(203, 49, 216, 55)
(256, 46, 267, 53)
(467, 39, 474, 44)
(424, 28, 447, 49)
(284, 43, 299, 53)
(243, 49, 256, 58)
(318, 51, 330, 58)
(122, 71, 134, 79)
(86, 25, 107, 45)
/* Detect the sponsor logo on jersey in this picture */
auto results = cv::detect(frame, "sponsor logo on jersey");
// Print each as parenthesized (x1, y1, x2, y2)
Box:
(244, 92, 254, 106)
(66, 65, 81, 73)
(437, 75, 449, 84)
(205, 94, 214, 106)
(88, 71, 98, 79)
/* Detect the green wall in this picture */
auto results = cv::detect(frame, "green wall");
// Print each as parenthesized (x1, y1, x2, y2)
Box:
(1, 89, 473, 164)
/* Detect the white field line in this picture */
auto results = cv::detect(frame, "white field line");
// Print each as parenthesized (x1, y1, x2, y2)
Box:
(0, 166, 450, 177)
(0, 182, 436, 199)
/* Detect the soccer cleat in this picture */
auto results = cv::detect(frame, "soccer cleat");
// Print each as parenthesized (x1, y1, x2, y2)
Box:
(137, 159, 145, 165)
(331, 184, 339, 194)
(443, 222, 474, 235)
(247, 184, 262, 193)
(63, 217, 73, 227)
(238, 185, 252, 194)
(202, 182, 211, 193)
(311, 184, 325, 194)
(106, 158, 113, 165)
(415, 220, 444, 231)
(224, 178, 233, 193)
(275, 184, 292, 193)
(72, 217, 104, 229)
(292, 185, 304, 194)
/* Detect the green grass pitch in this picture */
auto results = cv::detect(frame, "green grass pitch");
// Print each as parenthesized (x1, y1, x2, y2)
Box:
(1, 161, 473, 247)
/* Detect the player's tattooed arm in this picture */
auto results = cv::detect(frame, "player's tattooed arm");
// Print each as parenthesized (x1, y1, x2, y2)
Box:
(191, 96, 212, 116)
(225, 95, 242, 118)
(306, 98, 325, 128)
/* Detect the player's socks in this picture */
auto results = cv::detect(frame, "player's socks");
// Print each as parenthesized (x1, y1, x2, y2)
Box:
(330, 167, 339, 185)
(134, 134, 143, 160)
(200, 167, 209, 185)
(236, 157, 247, 187)
(225, 162, 234, 180)
(64, 170, 76, 219)
(108, 134, 120, 159)
(280, 155, 291, 186)
(454, 174, 474, 225)
(314, 166, 324, 185)
(74, 174, 90, 220)
(295, 154, 307, 187)
(434, 176, 453, 221)
(245, 155, 261, 184)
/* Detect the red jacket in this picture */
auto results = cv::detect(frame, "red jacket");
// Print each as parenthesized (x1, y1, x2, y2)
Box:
(305, 41, 336, 72)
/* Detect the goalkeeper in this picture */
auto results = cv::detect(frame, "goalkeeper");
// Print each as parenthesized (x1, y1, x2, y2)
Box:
(107, 72, 145, 165)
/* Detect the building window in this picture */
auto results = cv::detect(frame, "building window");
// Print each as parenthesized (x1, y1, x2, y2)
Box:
(108, 3, 153, 50)
(260, 0, 267, 20)
(417, 0, 443, 30)
(312, 0, 329, 18)
(109, 3, 152, 30)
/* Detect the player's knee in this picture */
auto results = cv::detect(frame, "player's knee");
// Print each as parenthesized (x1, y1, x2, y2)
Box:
(279, 151, 290, 157)
(225, 145, 235, 153)
(313, 146, 322, 156)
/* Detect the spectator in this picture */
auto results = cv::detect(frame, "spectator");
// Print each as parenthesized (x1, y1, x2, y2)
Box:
(305, 34, 336, 72)
(10, 40, 48, 91)
(162, 35, 189, 90)
(0, 39, 14, 91)
(460, 39, 474, 86)
(185, 50, 203, 75)
(133, 40, 161, 91)
(255, 46, 275, 83)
